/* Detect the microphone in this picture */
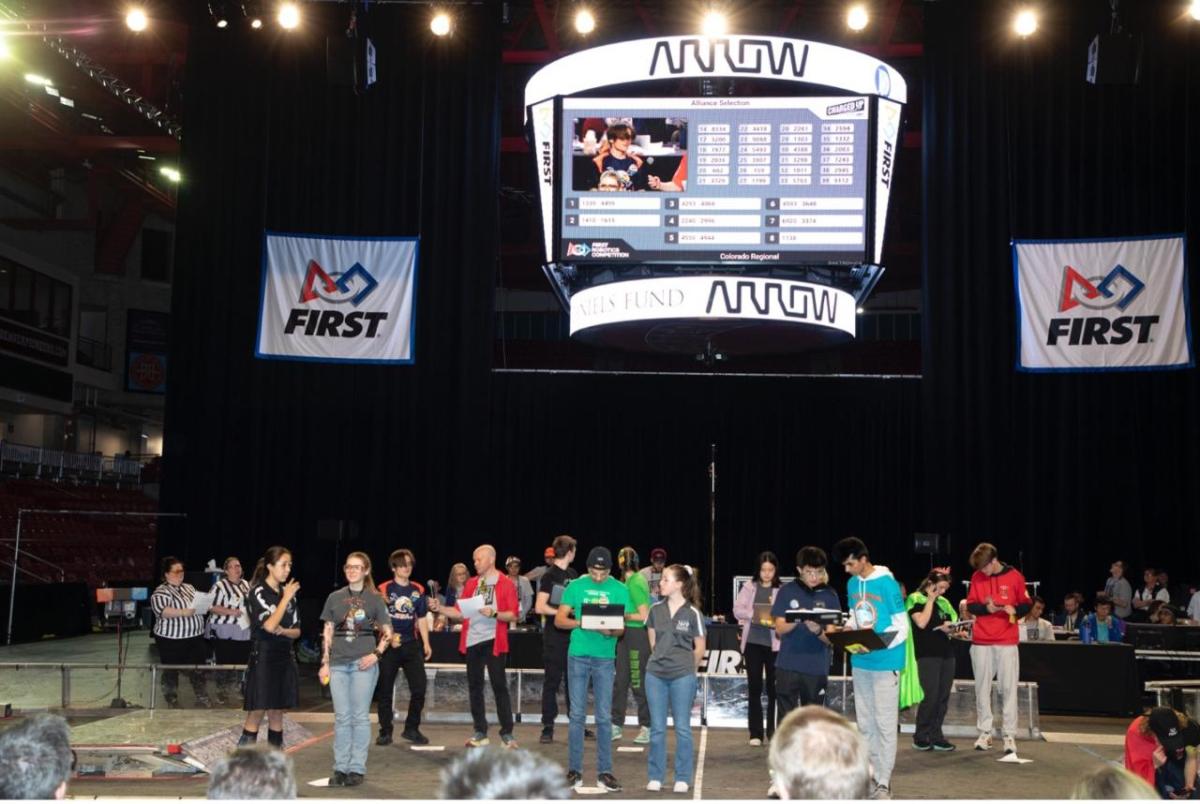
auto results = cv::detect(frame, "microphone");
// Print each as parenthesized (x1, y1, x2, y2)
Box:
(427, 580, 440, 597)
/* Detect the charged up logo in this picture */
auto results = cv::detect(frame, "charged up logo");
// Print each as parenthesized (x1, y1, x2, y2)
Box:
(1047, 264, 1158, 346)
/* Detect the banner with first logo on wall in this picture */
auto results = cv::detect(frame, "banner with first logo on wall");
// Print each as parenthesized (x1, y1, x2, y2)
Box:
(256, 232, 419, 364)
(1013, 235, 1192, 372)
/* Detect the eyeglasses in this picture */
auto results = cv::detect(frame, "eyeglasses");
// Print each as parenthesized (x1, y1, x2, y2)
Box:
(801, 568, 823, 577)
(166, 569, 184, 576)
(344, 564, 366, 571)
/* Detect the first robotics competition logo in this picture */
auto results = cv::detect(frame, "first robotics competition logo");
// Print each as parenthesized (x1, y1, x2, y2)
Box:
(284, 259, 389, 338)
(1048, 263, 1157, 347)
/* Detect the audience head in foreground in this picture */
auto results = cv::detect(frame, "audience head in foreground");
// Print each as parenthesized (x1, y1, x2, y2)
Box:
(0, 714, 73, 800)
(439, 747, 570, 800)
(1069, 764, 1159, 800)
(768, 706, 870, 800)
(207, 746, 296, 800)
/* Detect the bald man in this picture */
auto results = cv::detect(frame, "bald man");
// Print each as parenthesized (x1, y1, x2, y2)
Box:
(437, 544, 520, 747)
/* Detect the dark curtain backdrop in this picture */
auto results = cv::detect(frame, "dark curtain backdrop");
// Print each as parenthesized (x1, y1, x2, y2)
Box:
(161, 5, 500, 590)
(922, 0, 1200, 602)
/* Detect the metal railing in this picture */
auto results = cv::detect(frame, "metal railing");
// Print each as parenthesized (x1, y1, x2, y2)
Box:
(0, 440, 142, 482)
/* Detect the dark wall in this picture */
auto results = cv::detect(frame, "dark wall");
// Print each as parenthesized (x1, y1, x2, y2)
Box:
(922, 0, 1200, 602)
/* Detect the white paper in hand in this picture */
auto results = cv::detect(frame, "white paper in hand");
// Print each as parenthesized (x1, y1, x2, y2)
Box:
(457, 596, 486, 619)
(191, 591, 215, 616)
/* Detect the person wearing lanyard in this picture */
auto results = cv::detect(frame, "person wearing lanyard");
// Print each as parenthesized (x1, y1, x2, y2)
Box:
(208, 556, 251, 706)
(644, 564, 707, 794)
(732, 551, 781, 746)
(611, 546, 652, 745)
(373, 549, 432, 747)
(150, 556, 211, 708)
(240, 546, 301, 747)
(319, 552, 392, 787)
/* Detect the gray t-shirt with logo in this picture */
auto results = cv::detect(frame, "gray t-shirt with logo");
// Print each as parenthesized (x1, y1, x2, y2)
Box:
(320, 586, 390, 665)
(647, 601, 706, 680)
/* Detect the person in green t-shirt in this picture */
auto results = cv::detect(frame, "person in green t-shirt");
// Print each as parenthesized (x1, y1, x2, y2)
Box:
(612, 547, 652, 744)
(556, 546, 632, 793)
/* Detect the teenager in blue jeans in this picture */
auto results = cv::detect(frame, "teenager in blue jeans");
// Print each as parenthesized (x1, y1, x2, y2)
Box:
(319, 552, 392, 788)
(645, 564, 707, 794)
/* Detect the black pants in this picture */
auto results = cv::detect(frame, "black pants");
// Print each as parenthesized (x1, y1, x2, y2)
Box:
(542, 636, 571, 728)
(212, 638, 251, 695)
(612, 627, 651, 728)
(776, 668, 826, 721)
(914, 654, 955, 744)
(466, 640, 514, 736)
(155, 635, 210, 703)
(743, 643, 777, 739)
(375, 639, 427, 734)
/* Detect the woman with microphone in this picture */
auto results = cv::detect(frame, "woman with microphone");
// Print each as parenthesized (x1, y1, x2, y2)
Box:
(239, 546, 301, 747)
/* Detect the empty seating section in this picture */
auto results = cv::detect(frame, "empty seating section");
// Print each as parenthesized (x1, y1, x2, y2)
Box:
(0, 480, 157, 588)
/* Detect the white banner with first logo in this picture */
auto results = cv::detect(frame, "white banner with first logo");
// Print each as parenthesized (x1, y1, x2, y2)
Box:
(256, 232, 419, 364)
(1013, 235, 1192, 372)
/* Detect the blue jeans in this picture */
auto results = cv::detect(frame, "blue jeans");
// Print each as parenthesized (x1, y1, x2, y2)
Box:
(568, 655, 615, 775)
(646, 671, 697, 785)
(329, 661, 379, 774)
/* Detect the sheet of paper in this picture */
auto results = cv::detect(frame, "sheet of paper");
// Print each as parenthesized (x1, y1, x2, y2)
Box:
(237, 610, 251, 629)
(457, 595, 486, 618)
(997, 753, 1033, 764)
(191, 591, 215, 616)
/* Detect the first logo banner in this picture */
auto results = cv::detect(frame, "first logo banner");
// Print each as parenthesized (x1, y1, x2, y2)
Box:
(256, 232, 419, 364)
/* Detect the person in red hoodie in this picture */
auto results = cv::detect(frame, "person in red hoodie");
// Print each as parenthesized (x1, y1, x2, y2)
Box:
(433, 544, 520, 748)
(965, 542, 1031, 756)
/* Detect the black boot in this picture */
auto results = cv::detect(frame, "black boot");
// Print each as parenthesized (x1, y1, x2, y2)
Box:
(376, 728, 393, 746)
(238, 729, 258, 747)
(267, 729, 284, 748)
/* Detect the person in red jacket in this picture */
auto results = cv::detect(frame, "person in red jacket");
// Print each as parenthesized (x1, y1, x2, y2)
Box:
(965, 542, 1031, 756)
(433, 544, 520, 748)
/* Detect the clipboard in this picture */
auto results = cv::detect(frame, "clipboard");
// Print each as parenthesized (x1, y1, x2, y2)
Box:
(826, 627, 895, 654)
(784, 607, 843, 625)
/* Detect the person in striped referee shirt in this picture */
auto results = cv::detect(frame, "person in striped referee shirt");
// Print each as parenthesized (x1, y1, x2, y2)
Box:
(150, 556, 212, 708)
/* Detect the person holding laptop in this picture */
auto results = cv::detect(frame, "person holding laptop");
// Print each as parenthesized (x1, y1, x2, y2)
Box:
(556, 546, 632, 793)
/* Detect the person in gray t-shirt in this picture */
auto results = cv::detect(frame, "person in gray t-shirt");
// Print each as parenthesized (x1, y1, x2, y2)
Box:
(645, 565, 707, 793)
(1104, 561, 1134, 619)
(318, 552, 391, 787)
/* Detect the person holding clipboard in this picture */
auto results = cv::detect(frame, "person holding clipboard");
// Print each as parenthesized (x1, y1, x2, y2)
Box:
(830, 537, 909, 801)
(770, 548, 840, 724)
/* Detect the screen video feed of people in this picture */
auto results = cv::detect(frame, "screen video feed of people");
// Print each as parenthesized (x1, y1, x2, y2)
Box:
(571, 117, 688, 193)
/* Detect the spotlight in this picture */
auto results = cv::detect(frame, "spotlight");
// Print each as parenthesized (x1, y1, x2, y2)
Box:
(125, 7, 148, 32)
(1013, 8, 1038, 37)
(250, 17, 263, 29)
(574, 8, 595, 34)
(856, 307, 865, 314)
(216, 18, 228, 28)
(430, 12, 452, 36)
(24, 73, 53, 86)
(701, 10, 728, 37)
(159, 166, 181, 183)
(1190, 0, 1200, 21)
(0, 35, 10, 60)
(847, 4, 869, 31)
(277, 2, 300, 30)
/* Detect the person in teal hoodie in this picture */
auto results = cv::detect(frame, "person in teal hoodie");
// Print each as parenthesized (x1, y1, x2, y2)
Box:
(832, 537, 909, 801)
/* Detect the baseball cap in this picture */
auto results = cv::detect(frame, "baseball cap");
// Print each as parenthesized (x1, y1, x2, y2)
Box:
(544, 546, 556, 559)
(650, 547, 667, 561)
(586, 546, 613, 569)
(505, 555, 521, 567)
(1148, 707, 1185, 751)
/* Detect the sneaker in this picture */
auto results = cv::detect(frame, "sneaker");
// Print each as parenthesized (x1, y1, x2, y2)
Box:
(973, 732, 993, 751)
(673, 781, 689, 793)
(401, 729, 429, 745)
(539, 727, 554, 745)
(566, 770, 583, 789)
(647, 780, 662, 792)
(912, 739, 932, 751)
(465, 732, 489, 747)
(749, 737, 763, 747)
(328, 771, 347, 787)
(585, 728, 596, 740)
(933, 740, 956, 752)
(1003, 735, 1017, 755)
(345, 772, 364, 787)
(869, 783, 891, 800)
(501, 733, 519, 749)
(375, 731, 393, 746)
(597, 773, 622, 793)
(766, 782, 780, 800)
(165, 696, 180, 709)
(611, 725, 624, 741)
(634, 726, 651, 745)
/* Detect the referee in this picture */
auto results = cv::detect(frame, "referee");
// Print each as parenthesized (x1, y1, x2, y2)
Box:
(151, 556, 212, 708)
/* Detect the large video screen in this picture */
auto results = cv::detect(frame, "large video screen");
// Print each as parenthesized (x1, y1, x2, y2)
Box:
(558, 97, 873, 265)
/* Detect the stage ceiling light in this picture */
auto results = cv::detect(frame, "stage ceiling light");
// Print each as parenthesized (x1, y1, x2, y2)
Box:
(847, 4, 869, 31)
(701, 10, 728, 37)
(125, 7, 148, 32)
(1013, 8, 1038, 37)
(160, 166, 181, 183)
(0, 35, 10, 60)
(1190, 0, 1200, 21)
(277, 2, 300, 30)
(430, 12, 452, 36)
(575, 8, 596, 34)
(24, 73, 52, 86)
(250, 17, 263, 29)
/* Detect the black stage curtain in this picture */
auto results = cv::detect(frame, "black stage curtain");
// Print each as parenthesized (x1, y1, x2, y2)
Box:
(161, 5, 500, 586)
(922, 1, 1200, 600)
